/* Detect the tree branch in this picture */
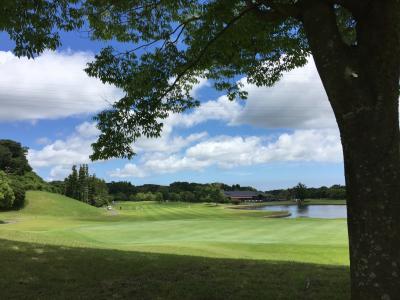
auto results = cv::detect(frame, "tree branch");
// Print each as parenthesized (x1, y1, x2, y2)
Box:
(245, 0, 299, 21)
(261, 0, 302, 19)
(115, 16, 200, 57)
(161, 5, 261, 101)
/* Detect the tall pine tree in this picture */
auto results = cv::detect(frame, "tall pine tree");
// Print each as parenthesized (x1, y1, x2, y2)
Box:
(64, 165, 108, 207)
(65, 165, 78, 199)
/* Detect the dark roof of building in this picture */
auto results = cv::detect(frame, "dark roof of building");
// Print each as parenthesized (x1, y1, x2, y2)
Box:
(224, 191, 259, 197)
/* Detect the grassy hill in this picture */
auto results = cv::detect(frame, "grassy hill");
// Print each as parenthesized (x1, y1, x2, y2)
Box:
(21, 191, 103, 217)
(0, 191, 350, 299)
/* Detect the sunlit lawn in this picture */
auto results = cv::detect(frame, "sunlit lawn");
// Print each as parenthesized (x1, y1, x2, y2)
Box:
(0, 191, 350, 299)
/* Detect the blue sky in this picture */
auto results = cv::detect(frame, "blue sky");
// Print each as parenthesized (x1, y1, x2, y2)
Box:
(0, 31, 345, 190)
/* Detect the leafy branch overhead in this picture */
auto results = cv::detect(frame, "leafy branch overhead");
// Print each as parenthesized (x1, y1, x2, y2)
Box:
(0, 0, 368, 161)
(83, 0, 361, 160)
(1, 0, 82, 58)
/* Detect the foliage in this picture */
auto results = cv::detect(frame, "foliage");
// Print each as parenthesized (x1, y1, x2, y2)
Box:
(107, 181, 136, 197)
(0, 140, 32, 175)
(294, 182, 307, 201)
(0, 171, 15, 209)
(65, 165, 79, 199)
(109, 180, 345, 203)
(0, 139, 55, 210)
(78, 164, 89, 203)
(221, 183, 257, 192)
(77, 1, 363, 160)
(8, 179, 26, 209)
(88, 175, 110, 207)
(110, 181, 228, 203)
(1, 0, 82, 58)
(48, 181, 66, 194)
(64, 165, 110, 207)
(265, 185, 346, 201)
(8, 171, 52, 192)
(130, 192, 163, 202)
(231, 198, 241, 205)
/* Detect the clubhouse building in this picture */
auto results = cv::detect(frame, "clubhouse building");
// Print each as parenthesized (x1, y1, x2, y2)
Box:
(224, 191, 264, 202)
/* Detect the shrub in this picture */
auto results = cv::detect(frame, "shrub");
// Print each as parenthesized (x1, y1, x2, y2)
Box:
(230, 199, 241, 205)
(9, 180, 26, 209)
(0, 171, 15, 209)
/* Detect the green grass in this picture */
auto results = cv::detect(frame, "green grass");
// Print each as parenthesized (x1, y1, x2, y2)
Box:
(0, 191, 350, 299)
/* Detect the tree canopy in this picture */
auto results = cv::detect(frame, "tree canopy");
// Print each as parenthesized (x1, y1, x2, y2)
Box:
(83, 0, 317, 159)
(64, 164, 110, 207)
(0, 139, 32, 175)
(1, 0, 81, 58)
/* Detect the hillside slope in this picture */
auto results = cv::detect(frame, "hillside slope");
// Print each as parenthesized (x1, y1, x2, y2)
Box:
(22, 191, 103, 217)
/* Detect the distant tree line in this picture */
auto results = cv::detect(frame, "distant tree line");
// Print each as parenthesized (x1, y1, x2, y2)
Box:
(106, 181, 346, 203)
(107, 181, 227, 203)
(265, 184, 346, 200)
(62, 165, 110, 207)
(220, 184, 258, 192)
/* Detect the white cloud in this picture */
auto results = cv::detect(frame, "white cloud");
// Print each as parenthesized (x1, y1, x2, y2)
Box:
(190, 77, 210, 98)
(0, 50, 122, 121)
(110, 129, 342, 178)
(234, 59, 337, 129)
(135, 131, 208, 154)
(109, 163, 147, 178)
(159, 59, 336, 131)
(28, 121, 98, 169)
(48, 165, 72, 181)
(166, 95, 243, 129)
(75, 121, 100, 138)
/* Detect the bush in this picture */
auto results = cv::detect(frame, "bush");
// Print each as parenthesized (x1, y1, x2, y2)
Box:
(91, 194, 110, 207)
(8, 172, 51, 192)
(0, 171, 15, 209)
(231, 199, 241, 205)
(130, 192, 163, 202)
(9, 180, 26, 209)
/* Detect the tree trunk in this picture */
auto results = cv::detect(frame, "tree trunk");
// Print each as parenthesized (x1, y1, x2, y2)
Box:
(341, 101, 400, 300)
(301, 1, 400, 299)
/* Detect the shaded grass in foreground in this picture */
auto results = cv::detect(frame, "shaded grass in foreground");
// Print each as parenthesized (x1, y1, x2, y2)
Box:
(1, 239, 349, 300)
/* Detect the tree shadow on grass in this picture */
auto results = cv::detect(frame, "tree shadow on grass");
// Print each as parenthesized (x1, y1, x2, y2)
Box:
(0, 238, 349, 300)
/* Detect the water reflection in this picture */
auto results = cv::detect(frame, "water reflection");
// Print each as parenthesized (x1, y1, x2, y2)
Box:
(257, 205, 347, 219)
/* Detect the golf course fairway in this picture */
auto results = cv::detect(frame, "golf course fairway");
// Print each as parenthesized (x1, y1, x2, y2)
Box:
(0, 191, 350, 299)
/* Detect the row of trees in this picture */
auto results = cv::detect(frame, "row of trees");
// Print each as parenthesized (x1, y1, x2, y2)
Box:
(266, 184, 346, 201)
(107, 181, 228, 203)
(63, 165, 109, 207)
(107, 180, 347, 203)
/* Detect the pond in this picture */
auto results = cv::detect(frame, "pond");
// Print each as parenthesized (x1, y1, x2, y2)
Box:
(256, 204, 347, 219)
